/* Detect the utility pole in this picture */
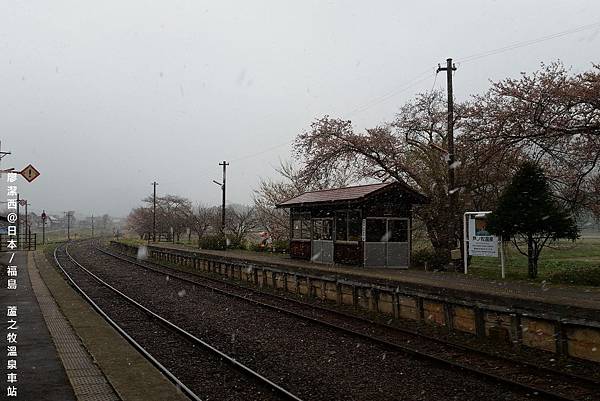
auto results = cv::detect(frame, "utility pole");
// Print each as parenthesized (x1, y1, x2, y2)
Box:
(437, 58, 458, 263)
(65, 211, 71, 240)
(0, 141, 11, 172)
(152, 181, 158, 242)
(42, 210, 46, 245)
(213, 161, 229, 249)
(91, 214, 94, 238)
(220, 161, 228, 234)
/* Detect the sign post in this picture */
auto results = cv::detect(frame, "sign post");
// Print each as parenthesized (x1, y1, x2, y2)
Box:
(41, 210, 47, 245)
(463, 211, 505, 278)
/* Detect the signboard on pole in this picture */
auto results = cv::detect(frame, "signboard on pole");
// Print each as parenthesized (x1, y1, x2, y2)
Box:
(467, 215, 498, 257)
(463, 211, 505, 278)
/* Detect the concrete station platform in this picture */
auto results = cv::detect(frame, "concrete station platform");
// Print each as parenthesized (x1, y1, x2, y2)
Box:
(145, 242, 600, 317)
(0, 250, 190, 401)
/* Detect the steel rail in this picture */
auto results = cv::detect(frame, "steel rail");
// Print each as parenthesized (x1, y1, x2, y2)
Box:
(102, 244, 600, 389)
(53, 243, 203, 401)
(94, 242, 594, 401)
(145, 252, 600, 386)
(57, 243, 304, 401)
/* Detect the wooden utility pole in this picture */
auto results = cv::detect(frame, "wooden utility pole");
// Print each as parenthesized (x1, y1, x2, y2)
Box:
(91, 214, 94, 238)
(0, 141, 11, 170)
(219, 161, 229, 235)
(152, 181, 158, 242)
(437, 58, 458, 261)
(213, 161, 229, 249)
(65, 211, 71, 240)
(42, 210, 46, 245)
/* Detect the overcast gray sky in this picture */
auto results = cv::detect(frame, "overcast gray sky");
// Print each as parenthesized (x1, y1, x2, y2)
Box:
(2, 0, 599, 217)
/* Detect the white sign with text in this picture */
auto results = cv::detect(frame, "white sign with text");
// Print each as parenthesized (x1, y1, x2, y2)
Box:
(467, 215, 499, 257)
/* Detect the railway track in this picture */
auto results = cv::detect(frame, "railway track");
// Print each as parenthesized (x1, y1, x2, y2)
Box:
(53, 242, 303, 401)
(104, 245, 600, 388)
(94, 241, 600, 401)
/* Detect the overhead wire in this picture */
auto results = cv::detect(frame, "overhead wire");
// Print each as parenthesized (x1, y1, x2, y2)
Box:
(431, 67, 440, 92)
(456, 20, 600, 64)
(227, 68, 436, 164)
(228, 20, 600, 165)
(161, 20, 600, 188)
(230, 141, 292, 163)
(345, 68, 433, 117)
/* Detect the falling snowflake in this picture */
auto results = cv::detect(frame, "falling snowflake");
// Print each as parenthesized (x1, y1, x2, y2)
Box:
(449, 160, 462, 169)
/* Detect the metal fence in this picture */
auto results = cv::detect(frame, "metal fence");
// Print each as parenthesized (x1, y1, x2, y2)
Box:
(0, 234, 37, 251)
(144, 233, 174, 243)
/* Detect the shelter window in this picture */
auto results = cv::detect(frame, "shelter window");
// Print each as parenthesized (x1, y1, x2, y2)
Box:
(293, 219, 302, 239)
(365, 218, 408, 243)
(292, 213, 311, 240)
(312, 218, 333, 240)
(335, 210, 361, 241)
(313, 220, 322, 240)
(366, 219, 387, 242)
(347, 211, 361, 241)
(335, 212, 347, 240)
(301, 220, 311, 239)
(322, 219, 333, 240)
(388, 219, 408, 242)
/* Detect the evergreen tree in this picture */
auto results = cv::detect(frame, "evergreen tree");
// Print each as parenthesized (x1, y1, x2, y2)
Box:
(487, 162, 579, 278)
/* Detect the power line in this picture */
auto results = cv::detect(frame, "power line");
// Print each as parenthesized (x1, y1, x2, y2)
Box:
(225, 70, 434, 165)
(158, 20, 600, 181)
(346, 69, 433, 117)
(430, 68, 439, 92)
(228, 22, 600, 165)
(224, 69, 435, 164)
(230, 141, 292, 163)
(457, 20, 600, 64)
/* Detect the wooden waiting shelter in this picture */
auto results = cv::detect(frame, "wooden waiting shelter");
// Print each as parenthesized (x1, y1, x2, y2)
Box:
(276, 182, 427, 268)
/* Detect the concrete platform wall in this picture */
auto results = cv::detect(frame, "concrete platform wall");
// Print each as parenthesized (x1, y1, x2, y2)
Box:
(112, 242, 600, 364)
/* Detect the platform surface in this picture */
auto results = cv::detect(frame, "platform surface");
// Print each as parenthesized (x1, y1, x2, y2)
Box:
(33, 248, 191, 401)
(146, 242, 600, 313)
(28, 251, 121, 401)
(2, 249, 193, 401)
(1, 251, 77, 401)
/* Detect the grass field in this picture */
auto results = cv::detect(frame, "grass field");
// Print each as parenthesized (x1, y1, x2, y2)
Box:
(467, 237, 600, 285)
(30, 227, 117, 244)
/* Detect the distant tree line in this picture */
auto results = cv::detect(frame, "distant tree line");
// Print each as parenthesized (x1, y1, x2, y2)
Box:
(127, 195, 260, 249)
